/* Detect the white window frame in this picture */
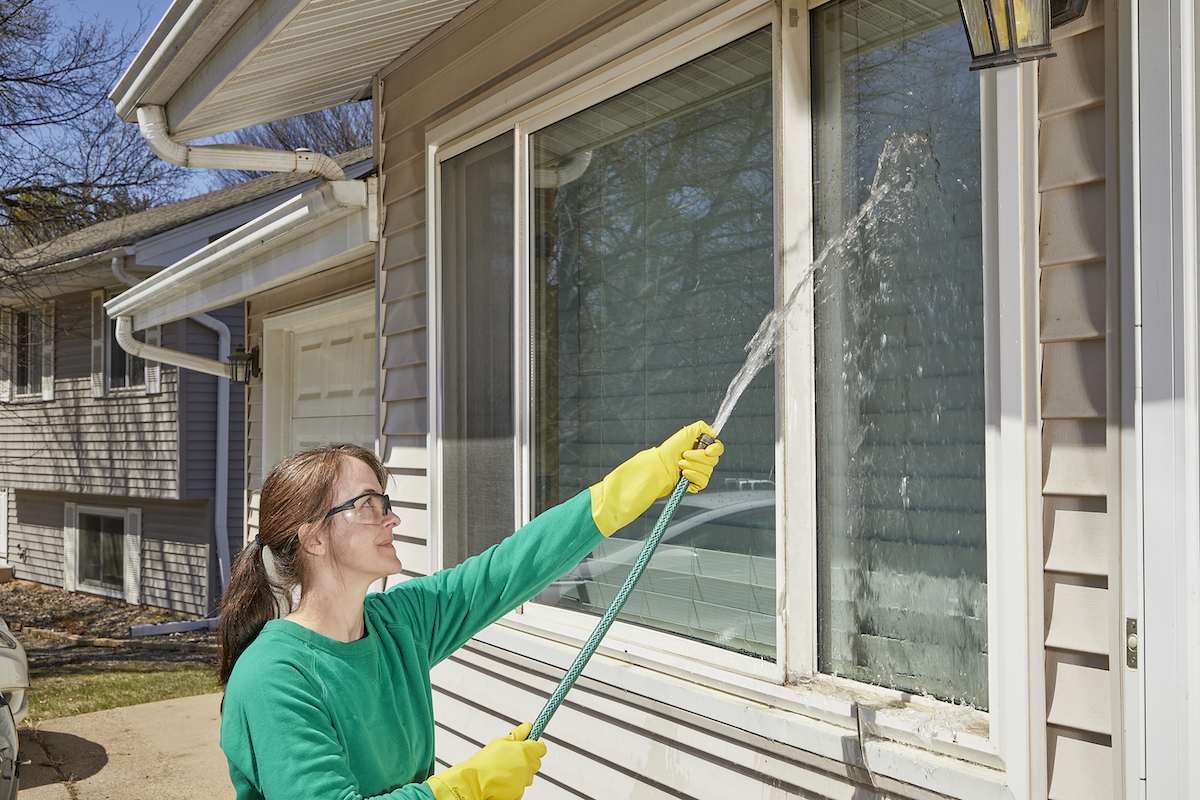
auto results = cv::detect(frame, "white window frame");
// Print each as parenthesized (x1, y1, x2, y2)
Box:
(1, 304, 55, 403)
(426, 0, 1038, 794)
(63, 503, 142, 604)
(91, 289, 160, 397)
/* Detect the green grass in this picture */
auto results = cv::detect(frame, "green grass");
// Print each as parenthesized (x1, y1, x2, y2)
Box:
(25, 661, 221, 723)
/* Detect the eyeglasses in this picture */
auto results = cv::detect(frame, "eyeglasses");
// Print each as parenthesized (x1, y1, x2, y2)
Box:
(325, 491, 394, 524)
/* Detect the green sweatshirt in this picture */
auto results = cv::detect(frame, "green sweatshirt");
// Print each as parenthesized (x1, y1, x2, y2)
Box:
(220, 490, 604, 800)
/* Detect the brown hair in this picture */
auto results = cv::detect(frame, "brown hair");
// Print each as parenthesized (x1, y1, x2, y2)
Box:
(216, 444, 387, 686)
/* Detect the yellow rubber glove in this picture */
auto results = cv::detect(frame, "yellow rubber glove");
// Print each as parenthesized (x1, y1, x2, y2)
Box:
(589, 421, 724, 537)
(425, 723, 546, 800)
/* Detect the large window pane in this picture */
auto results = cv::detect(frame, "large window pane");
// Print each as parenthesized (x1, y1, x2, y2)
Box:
(440, 134, 516, 565)
(812, 0, 987, 706)
(78, 513, 124, 591)
(530, 28, 777, 659)
(15, 311, 43, 396)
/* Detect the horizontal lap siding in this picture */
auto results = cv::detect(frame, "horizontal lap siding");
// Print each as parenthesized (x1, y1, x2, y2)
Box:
(0, 292, 179, 497)
(177, 307, 246, 605)
(1037, 2, 1119, 799)
(433, 640, 943, 800)
(7, 490, 210, 615)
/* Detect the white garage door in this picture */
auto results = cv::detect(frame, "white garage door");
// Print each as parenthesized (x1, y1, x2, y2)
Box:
(290, 315, 376, 452)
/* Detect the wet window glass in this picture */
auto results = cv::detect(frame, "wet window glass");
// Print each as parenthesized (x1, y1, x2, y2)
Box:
(529, 27, 777, 660)
(812, 0, 988, 707)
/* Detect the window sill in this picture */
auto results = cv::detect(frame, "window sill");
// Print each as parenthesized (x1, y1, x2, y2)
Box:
(481, 615, 1008, 800)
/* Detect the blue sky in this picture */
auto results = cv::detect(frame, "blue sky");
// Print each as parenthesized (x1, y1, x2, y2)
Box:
(55, 0, 214, 197)
(56, 0, 170, 46)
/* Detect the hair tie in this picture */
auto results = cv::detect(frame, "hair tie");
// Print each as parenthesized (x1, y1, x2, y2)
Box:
(255, 534, 265, 547)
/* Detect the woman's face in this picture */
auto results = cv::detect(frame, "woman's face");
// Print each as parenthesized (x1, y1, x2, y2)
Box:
(323, 456, 402, 583)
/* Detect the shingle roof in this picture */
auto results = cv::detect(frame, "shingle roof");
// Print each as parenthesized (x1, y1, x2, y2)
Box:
(12, 147, 373, 271)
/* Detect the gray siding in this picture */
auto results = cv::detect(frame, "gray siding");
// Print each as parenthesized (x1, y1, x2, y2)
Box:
(0, 289, 179, 497)
(175, 305, 247, 604)
(1037, 2, 1121, 798)
(6, 490, 211, 615)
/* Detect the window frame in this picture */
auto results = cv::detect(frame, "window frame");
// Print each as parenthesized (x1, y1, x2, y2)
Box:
(64, 503, 142, 604)
(91, 289, 160, 398)
(1, 303, 54, 403)
(426, 0, 1038, 787)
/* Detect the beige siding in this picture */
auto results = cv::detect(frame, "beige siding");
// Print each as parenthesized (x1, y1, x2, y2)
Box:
(1037, 1, 1120, 798)
(434, 641, 944, 800)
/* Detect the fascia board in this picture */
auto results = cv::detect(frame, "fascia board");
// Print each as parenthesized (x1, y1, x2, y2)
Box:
(105, 180, 369, 329)
(110, 0, 260, 122)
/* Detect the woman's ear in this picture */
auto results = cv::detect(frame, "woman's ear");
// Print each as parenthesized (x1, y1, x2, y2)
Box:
(297, 521, 328, 558)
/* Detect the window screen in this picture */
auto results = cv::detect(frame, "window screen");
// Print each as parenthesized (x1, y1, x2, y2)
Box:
(439, 134, 517, 566)
(78, 512, 125, 591)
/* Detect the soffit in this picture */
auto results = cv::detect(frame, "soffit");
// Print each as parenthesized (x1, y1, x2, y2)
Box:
(113, 0, 476, 142)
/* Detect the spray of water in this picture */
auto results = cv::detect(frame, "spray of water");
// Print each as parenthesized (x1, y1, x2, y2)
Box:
(709, 131, 931, 437)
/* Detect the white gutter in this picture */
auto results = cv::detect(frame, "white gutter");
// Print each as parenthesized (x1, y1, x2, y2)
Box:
(137, 105, 346, 181)
(104, 178, 370, 330)
(112, 257, 233, 591)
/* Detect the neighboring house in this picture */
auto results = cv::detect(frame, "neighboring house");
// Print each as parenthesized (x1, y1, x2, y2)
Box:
(105, 0, 1197, 799)
(0, 152, 369, 614)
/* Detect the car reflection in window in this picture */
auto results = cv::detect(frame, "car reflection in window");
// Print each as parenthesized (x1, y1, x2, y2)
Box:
(537, 490, 777, 658)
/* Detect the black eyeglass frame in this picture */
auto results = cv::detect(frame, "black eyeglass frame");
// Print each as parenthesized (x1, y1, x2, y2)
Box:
(325, 491, 393, 519)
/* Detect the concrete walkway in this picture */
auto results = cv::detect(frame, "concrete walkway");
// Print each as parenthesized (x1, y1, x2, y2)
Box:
(18, 693, 234, 799)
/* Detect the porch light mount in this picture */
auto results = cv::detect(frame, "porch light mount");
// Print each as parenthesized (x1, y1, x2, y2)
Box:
(957, 0, 1056, 70)
(229, 344, 260, 384)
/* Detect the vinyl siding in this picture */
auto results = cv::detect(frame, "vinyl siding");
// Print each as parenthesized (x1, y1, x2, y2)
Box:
(6, 490, 211, 615)
(0, 291, 179, 497)
(176, 306, 247, 603)
(1037, 2, 1120, 799)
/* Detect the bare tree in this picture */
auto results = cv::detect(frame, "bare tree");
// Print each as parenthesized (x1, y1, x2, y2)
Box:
(208, 101, 373, 188)
(0, 0, 187, 262)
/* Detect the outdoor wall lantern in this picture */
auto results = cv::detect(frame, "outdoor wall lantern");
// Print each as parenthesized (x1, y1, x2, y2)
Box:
(958, 0, 1088, 70)
(229, 344, 260, 385)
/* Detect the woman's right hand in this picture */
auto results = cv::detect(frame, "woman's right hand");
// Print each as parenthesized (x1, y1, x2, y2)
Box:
(424, 722, 546, 800)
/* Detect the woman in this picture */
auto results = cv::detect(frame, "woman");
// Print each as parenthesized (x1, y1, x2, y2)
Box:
(217, 422, 723, 800)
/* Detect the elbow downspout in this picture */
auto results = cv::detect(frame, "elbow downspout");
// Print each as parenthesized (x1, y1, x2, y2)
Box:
(136, 105, 346, 181)
(112, 257, 233, 593)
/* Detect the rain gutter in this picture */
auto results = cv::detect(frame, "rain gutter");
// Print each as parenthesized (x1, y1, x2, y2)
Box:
(111, 257, 234, 590)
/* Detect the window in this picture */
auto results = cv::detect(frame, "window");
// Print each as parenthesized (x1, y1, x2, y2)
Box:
(14, 310, 45, 397)
(109, 325, 147, 390)
(90, 290, 159, 397)
(78, 512, 125, 592)
(434, 0, 1006, 733)
(64, 504, 141, 603)
(811, 0, 987, 708)
(0, 306, 53, 402)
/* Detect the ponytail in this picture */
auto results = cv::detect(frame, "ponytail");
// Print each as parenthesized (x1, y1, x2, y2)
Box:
(216, 537, 285, 685)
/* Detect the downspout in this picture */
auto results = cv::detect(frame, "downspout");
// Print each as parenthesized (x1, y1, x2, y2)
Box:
(112, 257, 233, 593)
(136, 105, 346, 180)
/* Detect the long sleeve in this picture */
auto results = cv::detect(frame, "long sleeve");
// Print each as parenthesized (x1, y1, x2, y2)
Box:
(376, 489, 604, 665)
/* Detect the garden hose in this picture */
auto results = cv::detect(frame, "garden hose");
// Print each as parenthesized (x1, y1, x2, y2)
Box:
(529, 433, 715, 740)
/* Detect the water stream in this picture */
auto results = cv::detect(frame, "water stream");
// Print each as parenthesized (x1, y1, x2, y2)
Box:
(710, 130, 933, 437)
